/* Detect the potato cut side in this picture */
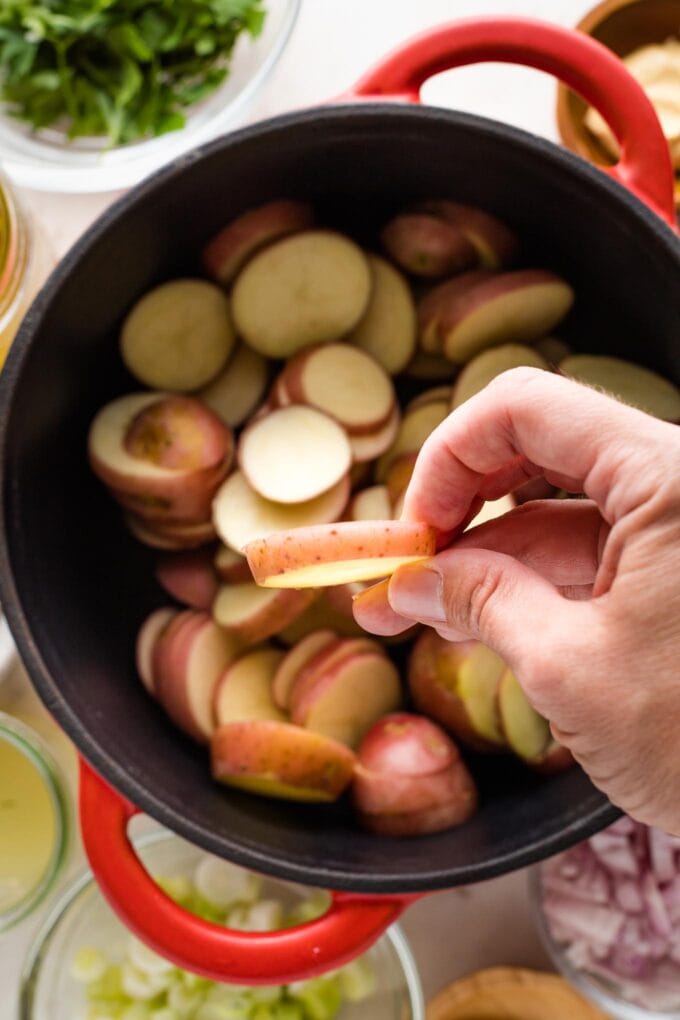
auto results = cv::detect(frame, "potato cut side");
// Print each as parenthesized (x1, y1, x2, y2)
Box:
(497, 669, 551, 761)
(155, 548, 220, 610)
(211, 719, 356, 802)
(121, 279, 235, 391)
(277, 592, 365, 644)
(202, 200, 313, 285)
(245, 520, 436, 588)
(349, 485, 393, 521)
(282, 342, 395, 435)
(404, 350, 457, 381)
(135, 608, 177, 695)
(560, 354, 680, 421)
(406, 385, 452, 413)
(125, 514, 216, 550)
(466, 494, 516, 529)
(238, 406, 352, 504)
(349, 406, 400, 464)
(89, 393, 178, 482)
(212, 471, 350, 553)
(375, 400, 449, 482)
(197, 344, 269, 428)
(415, 200, 519, 269)
(213, 648, 285, 726)
(440, 270, 575, 364)
(451, 343, 550, 409)
(456, 644, 506, 745)
(231, 231, 372, 358)
(418, 271, 494, 355)
(346, 255, 417, 374)
(212, 582, 315, 644)
(271, 630, 338, 710)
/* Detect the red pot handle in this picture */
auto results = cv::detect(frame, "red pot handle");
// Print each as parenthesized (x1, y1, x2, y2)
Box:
(348, 17, 675, 227)
(79, 759, 413, 984)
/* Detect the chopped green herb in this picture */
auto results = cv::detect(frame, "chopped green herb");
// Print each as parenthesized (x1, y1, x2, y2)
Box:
(0, 0, 266, 145)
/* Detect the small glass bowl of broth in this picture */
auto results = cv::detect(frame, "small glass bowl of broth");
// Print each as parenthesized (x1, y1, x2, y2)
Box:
(0, 711, 70, 931)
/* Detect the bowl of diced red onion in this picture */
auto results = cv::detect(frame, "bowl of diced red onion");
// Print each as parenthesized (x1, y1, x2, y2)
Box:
(530, 817, 680, 1019)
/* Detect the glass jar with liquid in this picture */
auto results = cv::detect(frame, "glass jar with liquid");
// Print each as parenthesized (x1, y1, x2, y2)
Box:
(0, 174, 53, 369)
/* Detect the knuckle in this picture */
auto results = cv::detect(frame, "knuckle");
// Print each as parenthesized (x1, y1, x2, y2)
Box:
(448, 567, 505, 638)
(487, 365, 548, 396)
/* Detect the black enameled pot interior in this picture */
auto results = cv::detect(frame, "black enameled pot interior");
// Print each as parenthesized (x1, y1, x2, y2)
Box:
(1, 105, 679, 893)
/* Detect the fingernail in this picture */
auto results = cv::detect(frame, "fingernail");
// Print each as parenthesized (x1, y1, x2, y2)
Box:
(389, 564, 446, 625)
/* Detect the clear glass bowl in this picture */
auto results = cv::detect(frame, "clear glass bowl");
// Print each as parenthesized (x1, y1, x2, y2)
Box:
(0, 0, 300, 194)
(529, 865, 680, 1020)
(19, 827, 425, 1020)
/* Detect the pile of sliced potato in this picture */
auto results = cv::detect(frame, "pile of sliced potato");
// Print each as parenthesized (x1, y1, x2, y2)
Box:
(89, 196, 680, 838)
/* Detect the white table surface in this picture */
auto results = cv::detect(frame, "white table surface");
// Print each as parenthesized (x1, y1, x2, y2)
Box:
(1, 0, 605, 1014)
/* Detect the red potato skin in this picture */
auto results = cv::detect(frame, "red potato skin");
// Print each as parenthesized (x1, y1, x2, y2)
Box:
(290, 643, 388, 727)
(271, 629, 338, 711)
(135, 607, 177, 695)
(415, 200, 519, 269)
(123, 397, 232, 473)
(214, 549, 253, 584)
(213, 586, 318, 646)
(155, 548, 220, 610)
(349, 407, 400, 464)
(245, 521, 437, 585)
(152, 611, 213, 742)
(382, 214, 477, 278)
(408, 630, 503, 753)
(202, 200, 313, 285)
(417, 271, 493, 354)
(357, 712, 457, 775)
(125, 513, 217, 550)
(211, 720, 356, 800)
(356, 796, 477, 837)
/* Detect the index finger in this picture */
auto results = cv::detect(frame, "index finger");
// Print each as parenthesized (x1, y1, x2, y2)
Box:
(402, 368, 676, 532)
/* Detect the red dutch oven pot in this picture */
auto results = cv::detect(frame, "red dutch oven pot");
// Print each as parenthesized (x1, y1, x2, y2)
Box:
(1, 18, 678, 984)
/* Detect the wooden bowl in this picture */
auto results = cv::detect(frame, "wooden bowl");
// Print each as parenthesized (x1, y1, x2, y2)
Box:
(427, 967, 610, 1020)
(556, 0, 680, 169)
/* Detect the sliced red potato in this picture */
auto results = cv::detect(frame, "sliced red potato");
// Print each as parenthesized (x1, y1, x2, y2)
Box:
(450, 343, 550, 409)
(153, 610, 242, 742)
(271, 630, 338, 710)
(238, 406, 352, 504)
(291, 651, 401, 749)
(381, 213, 476, 278)
(196, 344, 269, 429)
(352, 712, 478, 836)
(211, 719, 356, 802)
(231, 231, 372, 358)
(202, 200, 313, 285)
(497, 668, 551, 762)
(277, 592, 365, 644)
(418, 271, 493, 354)
(384, 453, 417, 507)
(415, 200, 519, 269)
(348, 485, 393, 521)
(466, 494, 516, 529)
(349, 406, 400, 464)
(345, 255, 416, 374)
(404, 350, 457, 381)
(406, 386, 452, 413)
(533, 336, 572, 367)
(289, 637, 382, 714)
(121, 279, 235, 391)
(438, 270, 575, 364)
(279, 343, 395, 436)
(155, 548, 220, 610)
(322, 581, 369, 618)
(245, 520, 437, 588)
(408, 631, 506, 752)
(212, 583, 316, 645)
(135, 608, 177, 695)
(374, 401, 449, 483)
(214, 545, 252, 584)
(212, 471, 350, 553)
(213, 647, 285, 726)
(89, 393, 232, 524)
(560, 354, 680, 421)
(125, 514, 217, 550)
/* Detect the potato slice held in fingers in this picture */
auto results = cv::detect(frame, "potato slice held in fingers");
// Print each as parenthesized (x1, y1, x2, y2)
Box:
(346, 255, 416, 374)
(239, 406, 352, 504)
(560, 354, 680, 421)
(231, 230, 372, 358)
(245, 520, 437, 588)
(213, 647, 285, 726)
(211, 720, 356, 802)
(212, 471, 350, 553)
(212, 583, 316, 645)
(451, 343, 550, 409)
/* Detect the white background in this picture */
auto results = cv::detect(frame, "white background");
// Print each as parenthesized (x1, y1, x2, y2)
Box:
(2, 0, 615, 1015)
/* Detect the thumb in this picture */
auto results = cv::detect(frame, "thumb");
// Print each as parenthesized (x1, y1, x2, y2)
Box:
(387, 548, 586, 668)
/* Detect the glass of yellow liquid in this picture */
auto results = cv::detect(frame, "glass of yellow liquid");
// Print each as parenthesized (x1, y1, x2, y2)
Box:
(0, 711, 70, 931)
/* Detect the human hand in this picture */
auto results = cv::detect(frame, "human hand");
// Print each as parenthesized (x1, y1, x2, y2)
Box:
(353, 368, 680, 834)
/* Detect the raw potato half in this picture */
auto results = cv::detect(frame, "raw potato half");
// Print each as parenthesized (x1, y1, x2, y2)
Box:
(212, 582, 316, 645)
(231, 231, 372, 357)
(212, 471, 350, 553)
(245, 520, 437, 588)
(213, 648, 285, 726)
(196, 344, 269, 428)
(346, 255, 417, 374)
(451, 344, 550, 409)
(560, 354, 680, 421)
(121, 279, 235, 391)
(280, 343, 395, 435)
(239, 406, 352, 504)
(202, 200, 313, 285)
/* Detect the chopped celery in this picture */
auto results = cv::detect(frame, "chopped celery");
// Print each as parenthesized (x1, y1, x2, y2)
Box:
(156, 875, 195, 907)
(284, 892, 331, 927)
(337, 956, 376, 1001)
(121, 962, 173, 1000)
(288, 978, 342, 1020)
(86, 1006, 125, 1020)
(226, 905, 251, 931)
(119, 1004, 152, 1020)
(166, 983, 206, 1015)
(127, 936, 176, 976)
(269, 1003, 305, 1020)
(71, 946, 109, 983)
(180, 970, 212, 993)
(148, 1008, 181, 1020)
(243, 900, 284, 932)
(86, 966, 126, 1003)
(193, 856, 261, 909)
(194, 999, 252, 1020)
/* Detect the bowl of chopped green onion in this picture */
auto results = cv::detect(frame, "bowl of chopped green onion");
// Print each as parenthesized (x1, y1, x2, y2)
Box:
(18, 825, 425, 1020)
(0, 0, 300, 193)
